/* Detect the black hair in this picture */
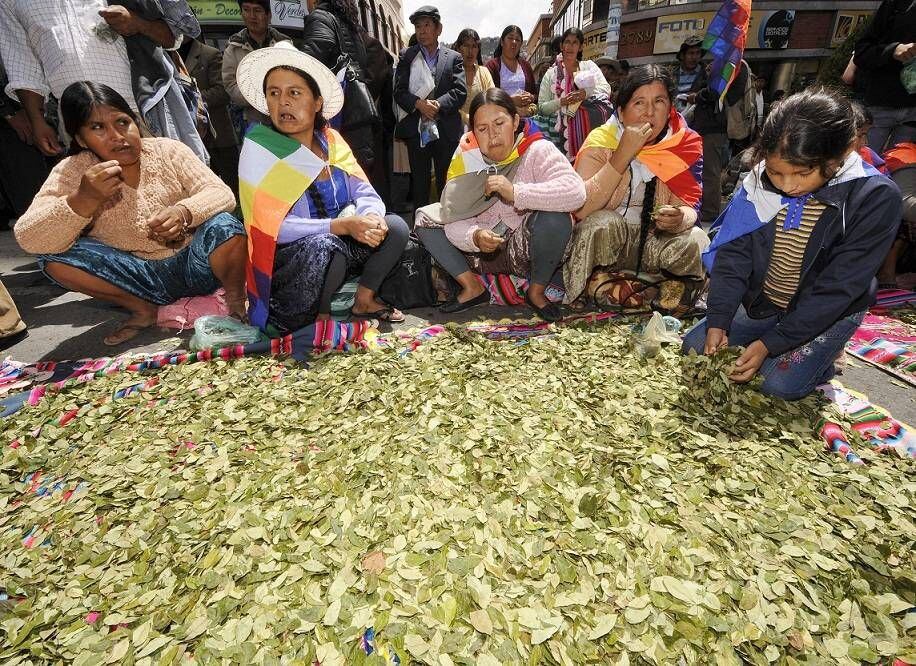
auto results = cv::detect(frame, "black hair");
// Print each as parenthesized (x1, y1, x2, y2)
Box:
(615, 64, 676, 112)
(60, 81, 149, 155)
(753, 88, 856, 177)
(453, 28, 483, 65)
(677, 36, 705, 61)
(850, 99, 873, 131)
(237, 0, 270, 12)
(550, 35, 562, 56)
(468, 88, 522, 133)
(263, 66, 328, 131)
(320, 0, 362, 31)
(408, 33, 418, 48)
(619, 59, 630, 72)
(493, 25, 524, 60)
(560, 28, 585, 61)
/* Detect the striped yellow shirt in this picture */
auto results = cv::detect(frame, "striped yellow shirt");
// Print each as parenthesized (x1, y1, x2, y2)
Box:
(763, 200, 827, 309)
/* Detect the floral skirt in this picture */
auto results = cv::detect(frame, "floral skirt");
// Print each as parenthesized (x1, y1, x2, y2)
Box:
(563, 209, 709, 304)
(269, 234, 372, 332)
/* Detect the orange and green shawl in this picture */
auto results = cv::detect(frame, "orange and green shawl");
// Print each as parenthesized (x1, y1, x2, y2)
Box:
(238, 124, 367, 330)
(576, 108, 704, 210)
(884, 142, 916, 174)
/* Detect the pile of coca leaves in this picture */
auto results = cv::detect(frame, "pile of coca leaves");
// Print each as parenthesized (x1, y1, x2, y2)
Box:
(1, 323, 913, 665)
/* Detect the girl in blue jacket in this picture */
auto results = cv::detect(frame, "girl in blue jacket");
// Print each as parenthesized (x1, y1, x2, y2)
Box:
(682, 88, 902, 400)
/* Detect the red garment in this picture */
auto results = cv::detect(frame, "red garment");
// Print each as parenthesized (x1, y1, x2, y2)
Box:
(884, 142, 916, 173)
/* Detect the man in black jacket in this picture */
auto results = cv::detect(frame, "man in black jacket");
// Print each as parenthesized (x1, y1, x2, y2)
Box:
(393, 6, 467, 215)
(688, 49, 748, 226)
(302, 0, 385, 197)
(854, 0, 916, 152)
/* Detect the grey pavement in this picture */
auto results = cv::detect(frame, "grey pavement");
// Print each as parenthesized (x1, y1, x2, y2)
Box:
(1, 230, 913, 424)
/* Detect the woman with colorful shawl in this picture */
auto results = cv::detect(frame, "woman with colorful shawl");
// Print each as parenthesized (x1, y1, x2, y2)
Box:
(682, 89, 900, 400)
(414, 88, 586, 321)
(235, 43, 409, 333)
(563, 66, 706, 312)
(536, 28, 612, 162)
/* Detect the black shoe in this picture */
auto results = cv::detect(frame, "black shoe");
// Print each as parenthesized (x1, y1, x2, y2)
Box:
(440, 290, 489, 313)
(0, 328, 28, 352)
(526, 294, 563, 322)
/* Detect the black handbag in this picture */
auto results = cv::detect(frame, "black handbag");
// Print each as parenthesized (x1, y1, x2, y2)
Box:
(379, 235, 438, 310)
(332, 21, 381, 132)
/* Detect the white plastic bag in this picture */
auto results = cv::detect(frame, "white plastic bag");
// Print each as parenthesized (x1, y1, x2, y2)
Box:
(631, 312, 683, 358)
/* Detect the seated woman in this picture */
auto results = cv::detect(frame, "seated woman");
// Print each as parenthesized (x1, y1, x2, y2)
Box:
(563, 65, 707, 313)
(235, 42, 409, 332)
(683, 89, 900, 400)
(414, 88, 586, 322)
(14, 82, 245, 346)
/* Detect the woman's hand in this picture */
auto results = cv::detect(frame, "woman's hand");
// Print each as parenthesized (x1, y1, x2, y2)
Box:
(729, 340, 769, 383)
(560, 89, 586, 107)
(347, 216, 387, 248)
(511, 91, 534, 108)
(618, 123, 654, 161)
(473, 228, 504, 253)
(484, 175, 514, 203)
(704, 327, 729, 355)
(654, 206, 685, 233)
(147, 205, 190, 243)
(67, 160, 123, 217)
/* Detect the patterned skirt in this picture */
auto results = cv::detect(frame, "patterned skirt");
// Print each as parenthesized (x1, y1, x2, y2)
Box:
(563, 210, 709, 304)
(269, 234, 373, 332)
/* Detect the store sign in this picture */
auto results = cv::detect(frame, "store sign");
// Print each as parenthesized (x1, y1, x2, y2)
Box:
(620, 24, 655, 48)
(831, 10, 873, 47)
(583, 26, 608, 60)
(654, 9, 795, 54)
(188, 0, 306, 28)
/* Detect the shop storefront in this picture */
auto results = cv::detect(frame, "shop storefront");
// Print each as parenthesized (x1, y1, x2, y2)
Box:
(188, 0, 307, 48)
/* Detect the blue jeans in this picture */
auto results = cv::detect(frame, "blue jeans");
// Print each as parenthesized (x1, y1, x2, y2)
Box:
(867, 106, 916, 153)
(682, 305, 865, 400)
(38, 212, 245, 305)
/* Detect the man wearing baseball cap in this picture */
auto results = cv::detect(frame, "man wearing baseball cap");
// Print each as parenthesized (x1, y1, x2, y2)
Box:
(393, 6, 467, 215)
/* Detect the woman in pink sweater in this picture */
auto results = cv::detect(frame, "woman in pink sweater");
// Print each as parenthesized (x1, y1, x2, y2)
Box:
(15, 82, 245, 346)
(415, 89, 586, 321)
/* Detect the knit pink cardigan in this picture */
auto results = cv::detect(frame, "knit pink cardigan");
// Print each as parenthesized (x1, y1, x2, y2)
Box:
(440, 139, 586, 252)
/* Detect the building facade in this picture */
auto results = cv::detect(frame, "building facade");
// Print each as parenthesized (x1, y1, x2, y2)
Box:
(548, 0, 879, 92)
(188, 0, 406, 57)
(527, 13, 555, 80)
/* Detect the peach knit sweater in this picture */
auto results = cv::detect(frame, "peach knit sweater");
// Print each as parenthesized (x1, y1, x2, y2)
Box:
(15, 138, 236, 260)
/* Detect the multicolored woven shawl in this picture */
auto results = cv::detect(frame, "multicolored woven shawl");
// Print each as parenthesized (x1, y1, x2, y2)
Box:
(576, 107, 703, 209)
(238, 124, 368, 329)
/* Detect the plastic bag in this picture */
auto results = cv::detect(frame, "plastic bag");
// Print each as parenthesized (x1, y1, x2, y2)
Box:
(902, 60, 916, 94)
(419, 118, 440, 147)
(630, 312, 683, 358)
(189, 315, 262, 351)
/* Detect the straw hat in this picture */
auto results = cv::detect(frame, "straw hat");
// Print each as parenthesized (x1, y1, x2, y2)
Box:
(236, 41, 344, 119)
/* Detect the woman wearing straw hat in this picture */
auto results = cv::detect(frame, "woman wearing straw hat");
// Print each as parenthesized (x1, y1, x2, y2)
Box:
(235, 42, 409, 332)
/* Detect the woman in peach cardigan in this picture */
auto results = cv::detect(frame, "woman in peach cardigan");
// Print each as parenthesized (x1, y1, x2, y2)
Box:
(15, 82, 245, 345)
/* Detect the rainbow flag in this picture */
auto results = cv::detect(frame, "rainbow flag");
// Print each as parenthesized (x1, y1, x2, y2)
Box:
(238, 124, 367, 330)
(577, 107, 703, 210)
(702, 0, 752, 105)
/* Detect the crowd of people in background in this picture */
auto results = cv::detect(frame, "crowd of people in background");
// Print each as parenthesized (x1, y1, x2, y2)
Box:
(0, 0, 913, 403)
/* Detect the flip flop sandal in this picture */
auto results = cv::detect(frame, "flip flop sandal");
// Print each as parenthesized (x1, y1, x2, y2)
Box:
(350, 305, 406, 323)
(103, 322, 152, 346)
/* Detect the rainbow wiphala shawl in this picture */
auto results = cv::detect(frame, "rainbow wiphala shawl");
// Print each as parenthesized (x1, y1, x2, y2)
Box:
(446, 117, 545, 181)
(576, 107, 703, 209)
(239, 124, 368, 329)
